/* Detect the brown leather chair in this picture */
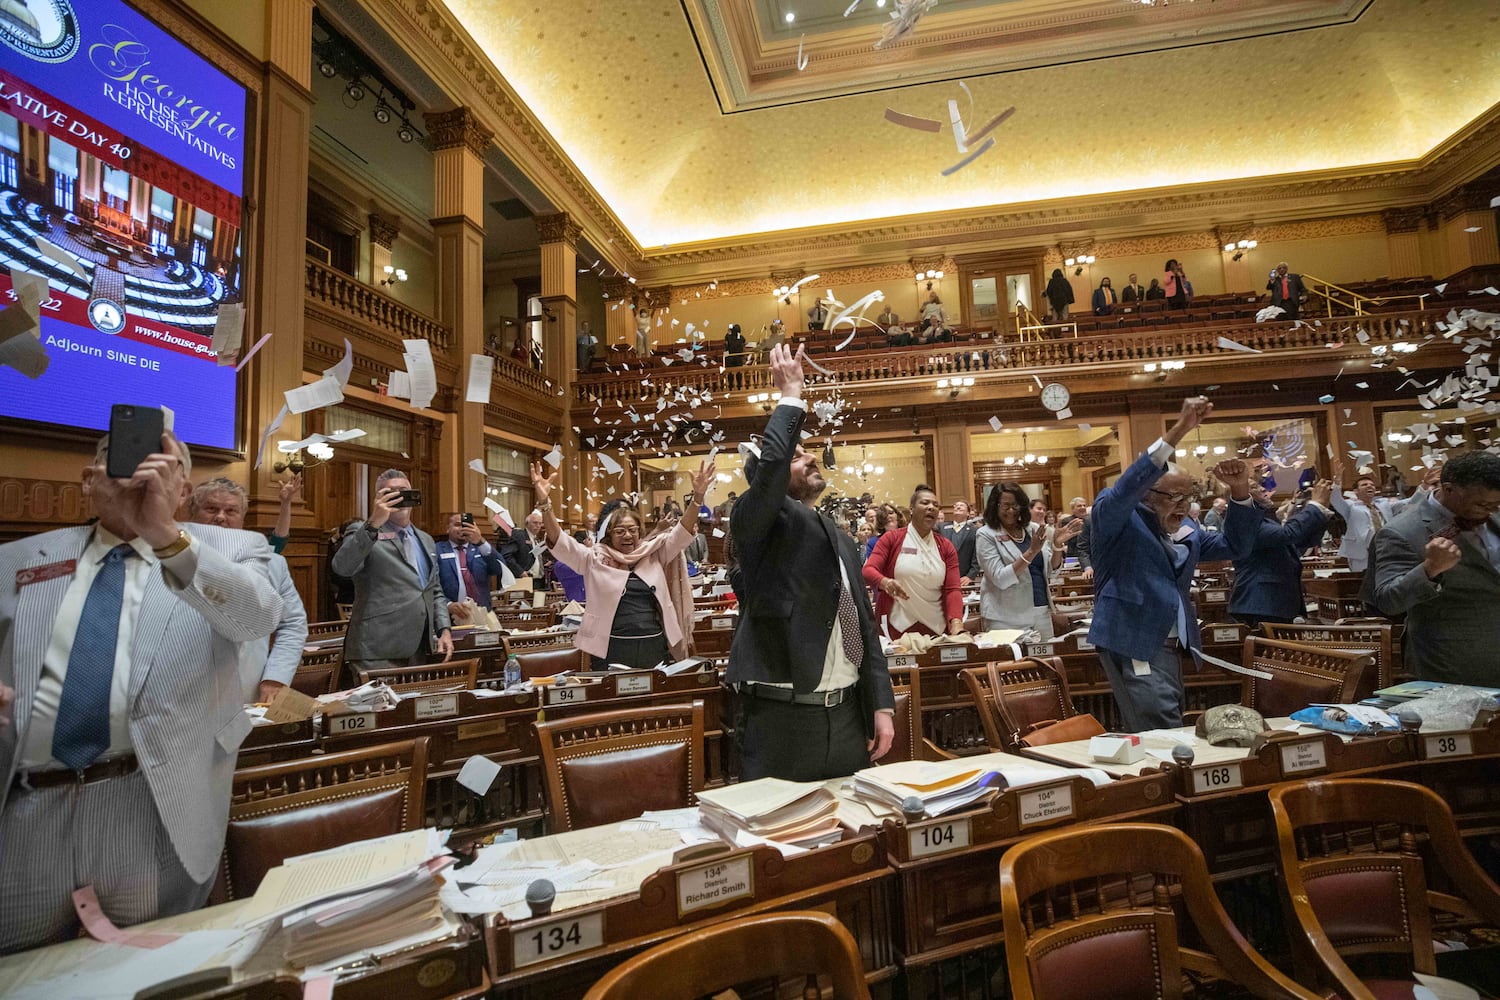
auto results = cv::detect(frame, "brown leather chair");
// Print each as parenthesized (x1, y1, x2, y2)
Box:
(1001, 823, 1319, 1000)
(1259, 622, 1398, 698)
(960, 657, 1081, 752)
(534, 701, 705, 832)
(884, 665, 918, 763)
(291, 648, 341, 698)
(355, 657, 480, 693)
(582, 910, 870, 1000)
(512, 643, 589, 679)
(220, 737, 429, 899)
(1238, 637, 1374, 718)
(1268, 778, 1500, 999)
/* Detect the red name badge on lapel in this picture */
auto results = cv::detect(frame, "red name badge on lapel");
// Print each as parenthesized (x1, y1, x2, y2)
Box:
(16, 560, 76, 590)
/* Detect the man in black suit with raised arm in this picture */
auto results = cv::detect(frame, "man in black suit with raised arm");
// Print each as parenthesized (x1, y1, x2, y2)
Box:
(727, 344, 896, 781)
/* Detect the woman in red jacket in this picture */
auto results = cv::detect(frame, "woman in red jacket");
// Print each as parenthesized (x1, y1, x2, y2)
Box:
(862, 484, 965, 639)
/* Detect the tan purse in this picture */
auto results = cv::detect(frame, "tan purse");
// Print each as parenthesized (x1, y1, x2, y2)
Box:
(985, 659, 1105, 749)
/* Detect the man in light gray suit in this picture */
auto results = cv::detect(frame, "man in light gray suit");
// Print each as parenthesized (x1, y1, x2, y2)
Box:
(1371, 451, 1500, 687)
(0, 432, 282, 952)
(332, 468, 453, 673)
(188, 477, 309, 703)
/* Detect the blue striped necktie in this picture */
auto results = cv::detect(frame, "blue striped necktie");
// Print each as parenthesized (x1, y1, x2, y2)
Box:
(52, 543, 134, 771)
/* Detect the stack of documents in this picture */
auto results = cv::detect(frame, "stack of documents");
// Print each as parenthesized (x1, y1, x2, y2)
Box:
(696, 778, 842, 848)
(237, 829, 452, 969)
(850, 758, 1006, 818)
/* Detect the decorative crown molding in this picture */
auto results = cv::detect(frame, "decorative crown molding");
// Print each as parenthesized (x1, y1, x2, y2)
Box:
(600, 276, 634, 300)
(908, 254, 946, 274)
(422, 107, 494, 157)
(368, 212, 400, 249)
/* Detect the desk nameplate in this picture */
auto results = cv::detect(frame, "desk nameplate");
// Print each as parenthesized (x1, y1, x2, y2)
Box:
(907, 817, 971, 859)
(676, 855, 754, 917)
(511, 911, 604, 969)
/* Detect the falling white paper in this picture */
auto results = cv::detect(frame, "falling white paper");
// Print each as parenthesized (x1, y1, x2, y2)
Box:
(456, 755, 502, 796)
(33, 234, 89, 283)
(1216, 336, 1262, 353)
(466, 353, 494, 404)
(10, 270, 48, 315)
(234, 332, 272, 372)
(388, 370, 410, 399)
(482, 496, 502, 514)
(468, 458, 487, 476)
(323, 338, 355, 388)
(1056, 407, 1072, 420)
(284, 375, 344, 414)
(543, 445, 563, 468)
(254, 404, 289, 470)
(403, 339, 437, 409)
(988, 416, 1003, 432)
(597, 453, 623, 475)
(210, 303, 244, 367)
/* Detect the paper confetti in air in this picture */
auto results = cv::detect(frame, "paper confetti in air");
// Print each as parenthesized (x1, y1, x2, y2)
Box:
(941, 137, 994, 176)
(1319, 394, 1336, 404)
(796, 34, 808, 71)
(543, 445, 563, 468)
(597, 453, 623, 475)
(468, 459, 487, 475)
(1056, 408, 1072, 420)
(33, 234, 90, 283)
(1255, 305, 1286, 323)
(988, 416, 1002, 432)
(234, 332, 273, 372)
(1216, 336, 1261, 353)
(884, 108, 942, 132)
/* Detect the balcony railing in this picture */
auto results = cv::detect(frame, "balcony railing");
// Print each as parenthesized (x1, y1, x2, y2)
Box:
(574, 309, 1439, 404)
(304, 258, 451, 352)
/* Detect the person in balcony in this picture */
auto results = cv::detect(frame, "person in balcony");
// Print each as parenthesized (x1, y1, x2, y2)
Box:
(1265, 262, 1308, 321)
(920, 291, 947, 327)
(1164, 260, 1190, 310)
(1092, 276, 1117, 316)
(863, 485, 964, 640)
(1121, 273, 1146, 303)
(1045, 268, 1074, 323)
(1145, 278, 1166, 300)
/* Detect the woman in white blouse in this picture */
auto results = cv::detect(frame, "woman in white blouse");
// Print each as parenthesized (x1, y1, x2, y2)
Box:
(975, 483, 1080, 638)
(862, 485, 964, 639)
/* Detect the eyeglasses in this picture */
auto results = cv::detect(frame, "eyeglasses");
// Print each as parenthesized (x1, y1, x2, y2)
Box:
(1147, 488, 1196, 505)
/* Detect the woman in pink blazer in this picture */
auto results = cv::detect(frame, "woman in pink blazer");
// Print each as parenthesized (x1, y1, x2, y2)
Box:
(862, 485, 965, 639)
(531, 456, 717, 670)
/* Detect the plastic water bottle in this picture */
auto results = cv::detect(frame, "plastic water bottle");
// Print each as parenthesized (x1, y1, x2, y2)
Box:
(504, 653, 521, 691)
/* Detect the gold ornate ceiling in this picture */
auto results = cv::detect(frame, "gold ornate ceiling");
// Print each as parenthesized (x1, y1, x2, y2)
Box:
(438, 0, 1500, 251)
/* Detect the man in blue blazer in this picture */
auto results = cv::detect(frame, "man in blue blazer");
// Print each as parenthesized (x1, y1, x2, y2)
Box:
(1228, 478, 1332, 629)
(435, 513, 510, 609)
(1088, 398, 1258, 731)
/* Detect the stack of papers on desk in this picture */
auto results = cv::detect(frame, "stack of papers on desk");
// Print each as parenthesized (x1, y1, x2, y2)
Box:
(850, 759, 1004, 818)
(696, 778, 842, 847)
(237, 829, 452, 968)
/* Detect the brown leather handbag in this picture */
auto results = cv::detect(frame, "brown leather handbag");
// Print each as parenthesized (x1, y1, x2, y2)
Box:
(985, 660, 1106, 749)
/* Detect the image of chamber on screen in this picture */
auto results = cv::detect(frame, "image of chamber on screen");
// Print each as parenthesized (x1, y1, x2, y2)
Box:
(0, 110, 243, 335)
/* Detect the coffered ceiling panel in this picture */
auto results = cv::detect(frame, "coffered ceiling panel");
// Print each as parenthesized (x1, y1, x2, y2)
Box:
(438, 0, 1500, 251)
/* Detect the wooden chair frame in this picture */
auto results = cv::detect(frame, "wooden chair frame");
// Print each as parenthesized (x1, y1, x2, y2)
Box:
(1238, 637, 1374, 718)
(534, 701, 705, 832)
(355, 657, 480, 694)
(1259, 622, 1397, 696)
(1268, 778, 1500, 999)
(581, 909, 870, 1000)
(1000, 823, 1319, 1000)
(222, 737, 429, 899)
(292, 648, 342, 697)
(305, 619, 347, 639)
(960, 657, 1077, 752)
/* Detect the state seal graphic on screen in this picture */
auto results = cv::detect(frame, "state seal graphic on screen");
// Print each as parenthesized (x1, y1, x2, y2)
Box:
(0, 0, 80, 62)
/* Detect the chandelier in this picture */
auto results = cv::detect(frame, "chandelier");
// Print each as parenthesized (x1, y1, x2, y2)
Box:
(1002, 432, 1049, 468)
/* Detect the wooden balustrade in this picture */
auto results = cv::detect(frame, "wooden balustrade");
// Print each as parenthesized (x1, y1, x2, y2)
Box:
(574, 309, 1438, 404)
(486, 349, 554, 397)
(304, 259, 452, 353)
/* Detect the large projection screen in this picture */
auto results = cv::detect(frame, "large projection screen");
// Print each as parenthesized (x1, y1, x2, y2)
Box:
(0, 0, 249, 450)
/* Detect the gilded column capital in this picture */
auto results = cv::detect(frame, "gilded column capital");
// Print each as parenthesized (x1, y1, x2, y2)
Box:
(368, 212, 400, 249)
(1074, 445, 1111, 467)
(536, 212, 582, 249)
(600, 276, 634, 300)
(908, 253, 946, 274)
(1380, 206, 1426, 234)
(1435, 182, 1498, 221)
(769, 268, 805, 287)
(423, 107, 494, 156)
(643, 285, 674, 311)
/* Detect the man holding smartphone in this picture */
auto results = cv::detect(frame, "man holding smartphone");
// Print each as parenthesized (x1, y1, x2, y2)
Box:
(0, 430, 282, 951)
(331, 469, 453, 672)
(436, 512, 510, 609)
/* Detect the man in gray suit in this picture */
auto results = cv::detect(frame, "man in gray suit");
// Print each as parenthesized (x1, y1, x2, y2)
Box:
(187, 477, 309, 703)
(332, 469, 453, 673)
(0, 432, 282, 952)
(1371, 451, 1500, 687)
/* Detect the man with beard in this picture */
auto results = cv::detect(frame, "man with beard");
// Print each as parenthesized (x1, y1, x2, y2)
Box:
(727, 344, 895, 780)
(1226, 474, 1332, 629)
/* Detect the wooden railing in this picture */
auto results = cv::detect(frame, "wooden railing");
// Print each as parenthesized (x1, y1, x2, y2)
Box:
(486, 349, 553, 397)
(304, 258, 451, 352)
(574, 308, 1439, 404)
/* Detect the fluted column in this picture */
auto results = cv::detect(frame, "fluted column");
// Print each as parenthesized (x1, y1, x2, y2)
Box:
(426, 107, 492, 518)
(537, 212, 583, 517)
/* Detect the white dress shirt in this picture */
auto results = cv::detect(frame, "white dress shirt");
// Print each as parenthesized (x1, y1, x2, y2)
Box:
(22, 525, 200, 769)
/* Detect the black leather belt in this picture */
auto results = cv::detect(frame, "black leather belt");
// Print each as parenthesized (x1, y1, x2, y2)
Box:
(13, 755, 139, 791)
(746, 684, 857, 708)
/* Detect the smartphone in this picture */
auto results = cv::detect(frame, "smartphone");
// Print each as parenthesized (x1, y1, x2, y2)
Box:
(106, 404, 164, 479)
(460, 512, 475, 525)
(395, 489, 423, 508)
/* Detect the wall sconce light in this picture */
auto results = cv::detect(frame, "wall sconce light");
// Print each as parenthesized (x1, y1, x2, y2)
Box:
(915, 268, 944, 292)
(273, 441, 334, 474)
(936, 376, 975, 398)
(1223, 239, 1258, 262)
(380, 264, 408, 287)
(772, 284, 793, 304)
(1064, 254, 1096, 277)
